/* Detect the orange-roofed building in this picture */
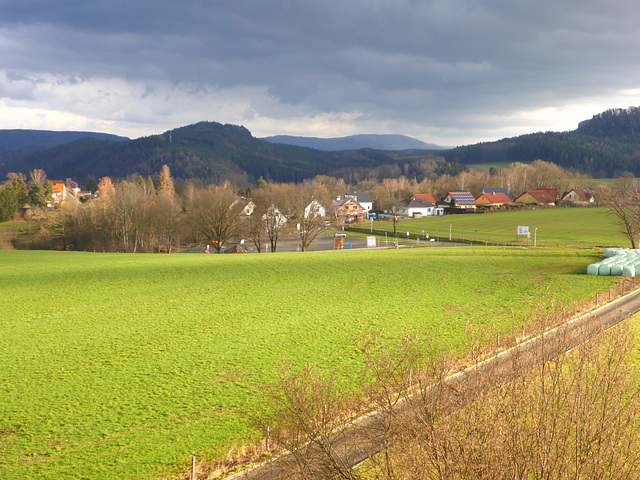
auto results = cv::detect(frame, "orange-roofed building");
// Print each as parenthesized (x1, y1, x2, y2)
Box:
(412, 193, 436, 204)
(50, 180, 74, 203)
(475, 192, 514, 210)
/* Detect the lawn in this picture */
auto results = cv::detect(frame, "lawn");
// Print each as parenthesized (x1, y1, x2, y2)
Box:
(0, 247, 619, 479)
(357, 207, 628, 246)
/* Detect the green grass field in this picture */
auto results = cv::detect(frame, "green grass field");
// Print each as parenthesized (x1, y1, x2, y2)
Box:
(360, 207, 628, 246)
(0, 248, 619, 479)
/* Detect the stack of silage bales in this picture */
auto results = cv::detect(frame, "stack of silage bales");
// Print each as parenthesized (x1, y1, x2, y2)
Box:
(587, 248, 640, 277)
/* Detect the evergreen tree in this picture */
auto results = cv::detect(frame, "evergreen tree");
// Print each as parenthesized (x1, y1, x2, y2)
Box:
(255, 176, 267, 189)
(85, 175, 98, 194)
(0, 174, 29, 221)
(28, 181, 49, 209)
(146, 176, 156, 196)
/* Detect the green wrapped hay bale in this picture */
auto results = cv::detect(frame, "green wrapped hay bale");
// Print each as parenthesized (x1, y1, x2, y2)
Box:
(623, 265, 636, 277)
(611, 264, 624, 276)
(598, 263, 612, 275)
(587, 263, 601, 275)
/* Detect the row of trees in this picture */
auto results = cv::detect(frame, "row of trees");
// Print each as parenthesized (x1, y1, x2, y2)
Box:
(38, 165, 332, 253)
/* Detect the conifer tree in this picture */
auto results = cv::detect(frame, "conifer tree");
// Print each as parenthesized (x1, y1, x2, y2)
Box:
(146, 176, 156, 196)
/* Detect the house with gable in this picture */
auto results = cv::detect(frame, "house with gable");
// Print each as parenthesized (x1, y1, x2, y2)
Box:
(514, 188, 558, 207)
(305, 199, 326, 218)
(561, 188, 594, 206)
(232, 198, 256, 216)
(398, 198, 444, 217)
(475, 191, 514, 210)
(481, 187, 513, 200)
(343, 192, 373, 214)
(411, 193, 437, 204)
(50, 180, 75, 203)
(442, 191, 477, 210)
(333, 197, 368, 224)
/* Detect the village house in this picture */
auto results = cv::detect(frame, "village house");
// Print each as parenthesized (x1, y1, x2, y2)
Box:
(398, 198, 444, 217)
(304, 199, 326, 218)
(333, 197, 368, 224)
(561, 188, 594, 206)
(475, 191, 514, 210)
(514, 188, 558, 207)
(342, 192, 373, 214)
(411, 193, 437, 204)
(232, 198, 256, 216)
(481, 187, 513, 200)
(442, 191, 477, 210)
(50, 180, 75, 203)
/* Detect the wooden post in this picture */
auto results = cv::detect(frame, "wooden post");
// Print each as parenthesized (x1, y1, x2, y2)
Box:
(266, 425, 270, 452)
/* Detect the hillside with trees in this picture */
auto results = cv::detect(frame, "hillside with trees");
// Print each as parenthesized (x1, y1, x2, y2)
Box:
(5, 107, 640, 185)
(0, 122, 418, 185)
(443, 107, 640, 177)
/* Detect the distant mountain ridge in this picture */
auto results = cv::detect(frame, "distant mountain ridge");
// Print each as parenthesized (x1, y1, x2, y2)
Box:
(4, 107, 640, 183)
(0, 129, 129, 153)
(263, 133, 445, 151)
(0, 122, 413, 184)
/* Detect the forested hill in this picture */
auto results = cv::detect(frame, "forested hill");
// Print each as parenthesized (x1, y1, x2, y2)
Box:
(442, 107, 640, 177)
(0, 129, 128, 153)
(0, 122, 409, 184)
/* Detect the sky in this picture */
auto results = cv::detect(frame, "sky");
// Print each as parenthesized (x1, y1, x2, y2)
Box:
(1, 0, 640, 147)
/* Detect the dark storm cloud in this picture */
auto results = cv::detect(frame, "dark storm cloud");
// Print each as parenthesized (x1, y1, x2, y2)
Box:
(1, 0, 640, 142)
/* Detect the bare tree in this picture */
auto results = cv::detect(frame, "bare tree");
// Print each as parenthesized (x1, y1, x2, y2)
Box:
(191, 186, 243, 253)
(601, 179, 640, 248)
(285, 183, 329, 252)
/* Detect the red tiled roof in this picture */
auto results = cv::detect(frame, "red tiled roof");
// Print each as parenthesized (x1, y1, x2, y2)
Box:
(412, 193, 436, 203)
(477, 192, 512, 204)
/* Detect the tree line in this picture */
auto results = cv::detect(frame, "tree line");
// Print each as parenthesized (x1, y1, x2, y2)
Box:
(1, 158, 626, 251)
(10, 165, 334, 253)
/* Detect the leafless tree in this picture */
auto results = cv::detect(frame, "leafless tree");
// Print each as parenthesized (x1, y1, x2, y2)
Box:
(190, 186, 243, 253)
(601, 179, 640, 248)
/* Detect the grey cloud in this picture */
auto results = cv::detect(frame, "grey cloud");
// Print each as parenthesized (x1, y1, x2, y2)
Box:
(1, 0, 640, 142)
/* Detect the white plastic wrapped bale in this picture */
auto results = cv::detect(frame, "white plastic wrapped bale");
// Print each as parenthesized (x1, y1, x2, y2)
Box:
(598, 263, 612, 275)
(610, 264, 624, 276)
(587, 263, 601, 275)
(623, 265, 636, 277)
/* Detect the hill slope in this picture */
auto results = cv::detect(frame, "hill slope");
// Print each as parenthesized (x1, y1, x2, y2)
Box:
(0, 122, 407, 184)
(443, 107, 640, 177)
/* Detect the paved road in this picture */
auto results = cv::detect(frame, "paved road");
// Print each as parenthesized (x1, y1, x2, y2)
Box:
(225, 287, 640, 480)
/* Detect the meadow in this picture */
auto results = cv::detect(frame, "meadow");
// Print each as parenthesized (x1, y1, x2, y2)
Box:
(359, 207, 629, 246)
(0, 247, 619, 479)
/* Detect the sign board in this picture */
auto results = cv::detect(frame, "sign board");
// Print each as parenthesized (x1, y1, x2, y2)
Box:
(367, 236, 377, 248)
(517, 226, 530, 236)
